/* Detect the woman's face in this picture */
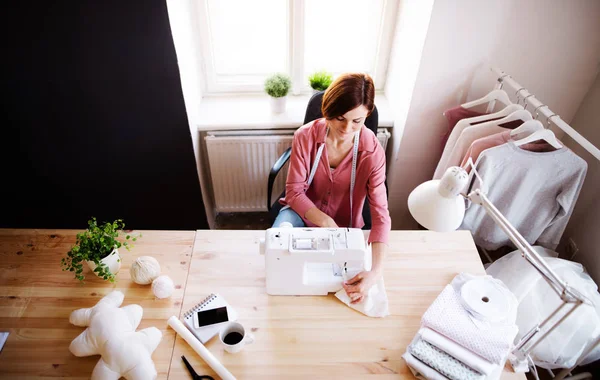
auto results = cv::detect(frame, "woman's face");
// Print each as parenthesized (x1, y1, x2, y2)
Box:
(328, 105, 369, 141)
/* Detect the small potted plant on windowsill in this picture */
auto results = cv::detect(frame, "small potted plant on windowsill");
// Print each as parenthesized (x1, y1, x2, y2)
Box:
(308, 70, 333, 94)
(264, 73, 292, 114)
(61, 218, 140, 282)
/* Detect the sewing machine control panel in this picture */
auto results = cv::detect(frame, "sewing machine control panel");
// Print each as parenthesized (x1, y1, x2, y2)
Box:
(268, 228, 350, 253)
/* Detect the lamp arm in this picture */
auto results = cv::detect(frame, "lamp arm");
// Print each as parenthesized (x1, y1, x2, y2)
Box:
(463, 157, 487, 195)
(467, 189, 585, 304)
(468, 189, 590, 366)
(462, 159, 584, 304)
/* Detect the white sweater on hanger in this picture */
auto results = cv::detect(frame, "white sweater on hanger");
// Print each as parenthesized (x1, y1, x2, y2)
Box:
(461, 142, 587, 250)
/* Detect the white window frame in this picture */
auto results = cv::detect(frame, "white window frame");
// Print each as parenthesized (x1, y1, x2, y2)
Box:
(196, 0, 399, 95)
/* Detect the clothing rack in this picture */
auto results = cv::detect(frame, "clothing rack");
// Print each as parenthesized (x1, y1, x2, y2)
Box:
(490, 67, 600, 162)
(489, 67, 599, 380)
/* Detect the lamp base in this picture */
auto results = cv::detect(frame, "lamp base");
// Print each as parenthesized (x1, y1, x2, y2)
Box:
(508, 353, 530, 373)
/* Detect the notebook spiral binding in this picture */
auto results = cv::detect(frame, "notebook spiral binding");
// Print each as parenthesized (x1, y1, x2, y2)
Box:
(183, 293, 217, 319)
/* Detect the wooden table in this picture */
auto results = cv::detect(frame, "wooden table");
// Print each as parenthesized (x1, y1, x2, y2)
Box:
(0, 229, 524, 379)
(0, 229, 195, 379)
(170, 230, 524, 380)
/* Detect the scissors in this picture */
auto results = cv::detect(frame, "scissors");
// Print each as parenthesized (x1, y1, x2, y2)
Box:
(181, 355, 215, 380)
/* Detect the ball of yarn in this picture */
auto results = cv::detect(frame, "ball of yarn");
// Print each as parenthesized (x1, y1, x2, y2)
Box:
(152, 275, 174, 299)
(130, 256, 161, 285)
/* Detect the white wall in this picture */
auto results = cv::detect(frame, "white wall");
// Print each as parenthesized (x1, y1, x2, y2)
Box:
(561, 75, 600, 283)
(385, 0, 435, 188)
(386, 0, 600, 229)
(166, 0, 215, 228)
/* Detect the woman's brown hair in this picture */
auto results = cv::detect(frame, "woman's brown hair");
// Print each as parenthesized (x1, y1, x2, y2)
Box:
(321, 73, 375, 119)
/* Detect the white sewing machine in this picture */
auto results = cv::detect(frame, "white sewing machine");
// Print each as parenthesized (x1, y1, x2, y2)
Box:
(260, 227, 371, 296)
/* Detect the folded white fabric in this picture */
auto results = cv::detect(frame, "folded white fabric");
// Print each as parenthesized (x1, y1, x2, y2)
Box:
(402, 352, 449, 380)
(409, 338, 484, 380)
(335, 276, 389, 317)
(420, 327, 496, 376)
(421, 283, 517, 364)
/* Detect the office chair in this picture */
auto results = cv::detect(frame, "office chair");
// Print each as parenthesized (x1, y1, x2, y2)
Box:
(267, 90, 382, 228)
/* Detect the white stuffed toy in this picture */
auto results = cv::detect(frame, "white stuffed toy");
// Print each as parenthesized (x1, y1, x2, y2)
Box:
(69, 291, 162, 380)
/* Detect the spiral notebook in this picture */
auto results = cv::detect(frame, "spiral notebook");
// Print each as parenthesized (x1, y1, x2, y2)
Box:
(182, 293, 237, 344)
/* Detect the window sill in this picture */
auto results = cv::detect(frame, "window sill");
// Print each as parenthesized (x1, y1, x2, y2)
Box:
(196, 92, 394, 131)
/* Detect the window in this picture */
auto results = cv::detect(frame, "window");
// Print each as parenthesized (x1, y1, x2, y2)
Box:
(196, 0, 398, 94)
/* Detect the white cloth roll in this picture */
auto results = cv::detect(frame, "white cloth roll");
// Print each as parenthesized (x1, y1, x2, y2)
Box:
(167, 316, 236, 380)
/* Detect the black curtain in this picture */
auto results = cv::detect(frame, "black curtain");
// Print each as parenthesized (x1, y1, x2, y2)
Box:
(2, 1, 209, 230)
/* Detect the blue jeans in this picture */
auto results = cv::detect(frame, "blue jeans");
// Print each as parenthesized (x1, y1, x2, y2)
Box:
(272, 207, 306, 227)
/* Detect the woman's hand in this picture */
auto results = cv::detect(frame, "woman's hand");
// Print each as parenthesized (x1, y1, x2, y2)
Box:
(343, 242, 386, 303)
(319, 217, 339, 228)
(342, 269, 381, 304)
(305, 207, 338, 228)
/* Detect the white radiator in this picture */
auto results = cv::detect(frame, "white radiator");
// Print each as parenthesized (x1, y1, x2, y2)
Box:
(206, 130, 294, 212)
(205, 128, 390, 213)
(376, 128, 391, 151)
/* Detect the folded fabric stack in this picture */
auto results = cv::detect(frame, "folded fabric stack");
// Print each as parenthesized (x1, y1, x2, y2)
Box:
(403, 274, 519, 380)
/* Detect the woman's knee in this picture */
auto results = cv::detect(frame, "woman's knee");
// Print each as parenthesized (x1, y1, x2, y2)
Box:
(273, 208, 305, 228)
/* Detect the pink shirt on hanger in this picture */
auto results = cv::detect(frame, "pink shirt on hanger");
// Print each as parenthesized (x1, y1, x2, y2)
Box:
(441, 106, 485, 148)
(280, 118, 391, 244)
(461, 130, 557, 169)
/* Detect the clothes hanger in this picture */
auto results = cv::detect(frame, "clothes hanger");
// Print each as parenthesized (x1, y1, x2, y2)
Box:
(447, 103, 523, 124)
(461, 89, 512, 109)
(514, 129, 562, 149)
(510, 119, 544, 138)
(488, 109, 533, 127)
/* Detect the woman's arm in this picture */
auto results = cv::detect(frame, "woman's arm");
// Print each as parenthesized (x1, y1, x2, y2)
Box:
(370, 242, 386, 274)
(285, 122, 338, 227)
(342, 148, 391, 303)
(365, 150, 391, 245)
(304, 207, 338, 227)
(284, 128, 318, 218)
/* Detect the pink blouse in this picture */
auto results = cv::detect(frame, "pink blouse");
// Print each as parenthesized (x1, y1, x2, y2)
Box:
(280, 119, 391, 244)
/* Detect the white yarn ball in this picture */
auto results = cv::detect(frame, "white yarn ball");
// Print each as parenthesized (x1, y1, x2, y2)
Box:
(130, 256, 161, 285)
(152, 275, 175, 299)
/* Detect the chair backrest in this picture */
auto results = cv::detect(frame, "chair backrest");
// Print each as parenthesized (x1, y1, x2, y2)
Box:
(302, 91, 379, 136)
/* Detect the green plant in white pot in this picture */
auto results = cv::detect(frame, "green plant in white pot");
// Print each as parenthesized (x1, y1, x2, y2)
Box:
(308, 70, 333, 93)
(264, 73, 292, 114)
(61, 218, 139, 282)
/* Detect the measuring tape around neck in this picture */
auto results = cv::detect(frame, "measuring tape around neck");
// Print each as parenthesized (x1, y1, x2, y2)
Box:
(306, 126, 360, 228)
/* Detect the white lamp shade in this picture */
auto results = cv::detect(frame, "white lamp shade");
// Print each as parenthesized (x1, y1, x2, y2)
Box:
(408, 167, 469, 231)
(408, 180, 465, 232)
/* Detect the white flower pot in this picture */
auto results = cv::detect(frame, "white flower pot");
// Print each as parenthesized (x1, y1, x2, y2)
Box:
(87, 249, 121, 278)
(270, 96, 287, 114)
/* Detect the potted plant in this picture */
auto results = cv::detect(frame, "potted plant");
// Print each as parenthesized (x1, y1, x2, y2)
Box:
(308, 70, 333, 93)
(264, 73, 292, 114)
(61, 218, 139, 282)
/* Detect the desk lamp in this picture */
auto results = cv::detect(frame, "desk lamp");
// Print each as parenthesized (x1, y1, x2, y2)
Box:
(408, 166, 591, 378)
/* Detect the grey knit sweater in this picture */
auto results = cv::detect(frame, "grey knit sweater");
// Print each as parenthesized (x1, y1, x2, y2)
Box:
(461, 141, 587, 250)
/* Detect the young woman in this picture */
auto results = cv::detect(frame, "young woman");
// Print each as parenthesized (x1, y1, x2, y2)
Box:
(274, 73, 391, 304)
